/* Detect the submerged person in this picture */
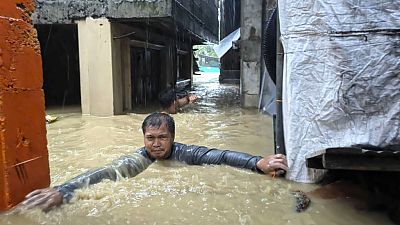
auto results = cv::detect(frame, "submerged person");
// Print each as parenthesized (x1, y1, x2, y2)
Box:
(19, 112, 288, 212)
(159, 88, 198, 114)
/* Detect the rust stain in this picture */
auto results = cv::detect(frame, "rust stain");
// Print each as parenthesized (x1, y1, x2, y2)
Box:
(0, 48, 3, 67)
(16, 128, 30, 149)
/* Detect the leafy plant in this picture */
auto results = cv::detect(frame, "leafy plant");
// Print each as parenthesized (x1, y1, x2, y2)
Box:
(193, 45, 218, 58)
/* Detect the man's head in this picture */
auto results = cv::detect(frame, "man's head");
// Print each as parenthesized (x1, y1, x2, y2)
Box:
(159, 89, 178, 114)
(142, 112, 175, 159)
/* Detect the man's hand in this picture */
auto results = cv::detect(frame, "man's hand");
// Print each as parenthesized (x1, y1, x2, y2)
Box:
(188, 94, 198, 103)
(256, 154, 288, 176)
(15, 188, 63, 212)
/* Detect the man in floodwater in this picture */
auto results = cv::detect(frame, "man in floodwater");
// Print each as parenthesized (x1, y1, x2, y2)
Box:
(159, 89, 198, 114)
(19, 112, 288, 212)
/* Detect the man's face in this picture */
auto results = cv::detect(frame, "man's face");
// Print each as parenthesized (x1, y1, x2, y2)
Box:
(143, 123, 174, 159)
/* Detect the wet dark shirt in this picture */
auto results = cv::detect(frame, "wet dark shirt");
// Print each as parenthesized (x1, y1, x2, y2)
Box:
(56, 142, 262, 203)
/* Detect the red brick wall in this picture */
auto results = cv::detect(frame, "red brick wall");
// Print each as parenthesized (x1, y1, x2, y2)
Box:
(0, 0, 50, 211)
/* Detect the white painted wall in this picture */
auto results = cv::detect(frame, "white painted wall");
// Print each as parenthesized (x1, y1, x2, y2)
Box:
(77, 18, 115, 116)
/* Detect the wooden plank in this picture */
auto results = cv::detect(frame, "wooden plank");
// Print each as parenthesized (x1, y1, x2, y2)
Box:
(323, 154, 400, 171)
(325, 147, 400, 157)
(361, 150, 400, 156)
(305, 149, 326, 159)
(325, 147, 363, 154)
(130, 39, 165, 50)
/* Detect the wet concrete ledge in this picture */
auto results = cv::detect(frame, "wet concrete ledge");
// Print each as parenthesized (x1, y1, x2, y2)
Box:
(33, 0, 218, 43)
(33, 0, 172, 24)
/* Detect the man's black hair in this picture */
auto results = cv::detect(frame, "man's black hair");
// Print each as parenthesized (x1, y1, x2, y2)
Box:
(142, 112, 175, 134)
(159, 89, 176, 109)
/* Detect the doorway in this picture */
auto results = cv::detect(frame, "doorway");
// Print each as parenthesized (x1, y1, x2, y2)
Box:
(131, 47, 161, 109)
(35, 24, 81, 110)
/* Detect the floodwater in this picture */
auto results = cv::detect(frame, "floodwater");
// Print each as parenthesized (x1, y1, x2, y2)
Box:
(1, 73, 393, 225)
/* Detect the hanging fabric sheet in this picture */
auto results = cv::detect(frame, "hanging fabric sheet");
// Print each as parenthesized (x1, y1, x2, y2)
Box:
(278, 1, 400, 183)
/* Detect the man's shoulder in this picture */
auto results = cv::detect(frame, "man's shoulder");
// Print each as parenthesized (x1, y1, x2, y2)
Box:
(136, 147, 149, 158)
(173, 142, 185, 148)
(172, 142, 197, 150)
(172, 142, 206, 153)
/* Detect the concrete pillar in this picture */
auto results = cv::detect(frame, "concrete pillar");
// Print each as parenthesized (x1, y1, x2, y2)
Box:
(77, 18, 115, 116)
(0, 0, 50, 210)
(240, 0, 262, 107)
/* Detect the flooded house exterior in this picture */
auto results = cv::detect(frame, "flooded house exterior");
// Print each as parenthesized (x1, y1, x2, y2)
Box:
(33, 0, 218, 116)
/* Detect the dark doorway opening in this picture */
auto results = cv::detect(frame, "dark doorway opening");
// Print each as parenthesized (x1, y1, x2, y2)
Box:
(131, 47, 161, 109)
(35, 24, 81, 109)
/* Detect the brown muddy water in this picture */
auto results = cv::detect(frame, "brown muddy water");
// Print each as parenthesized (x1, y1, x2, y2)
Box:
(0, 73, 393, 225)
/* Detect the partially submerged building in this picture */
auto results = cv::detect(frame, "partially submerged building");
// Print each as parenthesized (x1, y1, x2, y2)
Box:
(33, 0, 218, 116)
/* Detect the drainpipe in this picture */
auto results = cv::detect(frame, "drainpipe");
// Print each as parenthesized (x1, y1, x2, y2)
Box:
(275, 7, 286, 155)
(262, 5, 285, 155)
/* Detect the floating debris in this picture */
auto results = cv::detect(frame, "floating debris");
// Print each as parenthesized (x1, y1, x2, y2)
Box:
(45, 115, 58, 123)
(293, 190, 311, 212)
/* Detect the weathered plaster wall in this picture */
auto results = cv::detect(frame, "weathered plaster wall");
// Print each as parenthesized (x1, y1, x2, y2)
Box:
(0, 0, 50, 210)
(33, 0, 172, 24)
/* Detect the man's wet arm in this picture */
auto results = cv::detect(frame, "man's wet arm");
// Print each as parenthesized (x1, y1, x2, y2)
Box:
(56, 153, 153, 203)
(189, 146, 262, 171)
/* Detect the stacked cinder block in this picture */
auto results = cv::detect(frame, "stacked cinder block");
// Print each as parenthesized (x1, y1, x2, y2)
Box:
(0, 0, 50, 211)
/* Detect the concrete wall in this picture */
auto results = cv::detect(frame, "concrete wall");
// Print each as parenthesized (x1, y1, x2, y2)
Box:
(77, 18, 115, 116)
(0, 0, 50, 210)
(240, 0, 263, 107)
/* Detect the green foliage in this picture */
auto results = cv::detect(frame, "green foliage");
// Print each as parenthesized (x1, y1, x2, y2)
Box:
(193, 45, 218, 58)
